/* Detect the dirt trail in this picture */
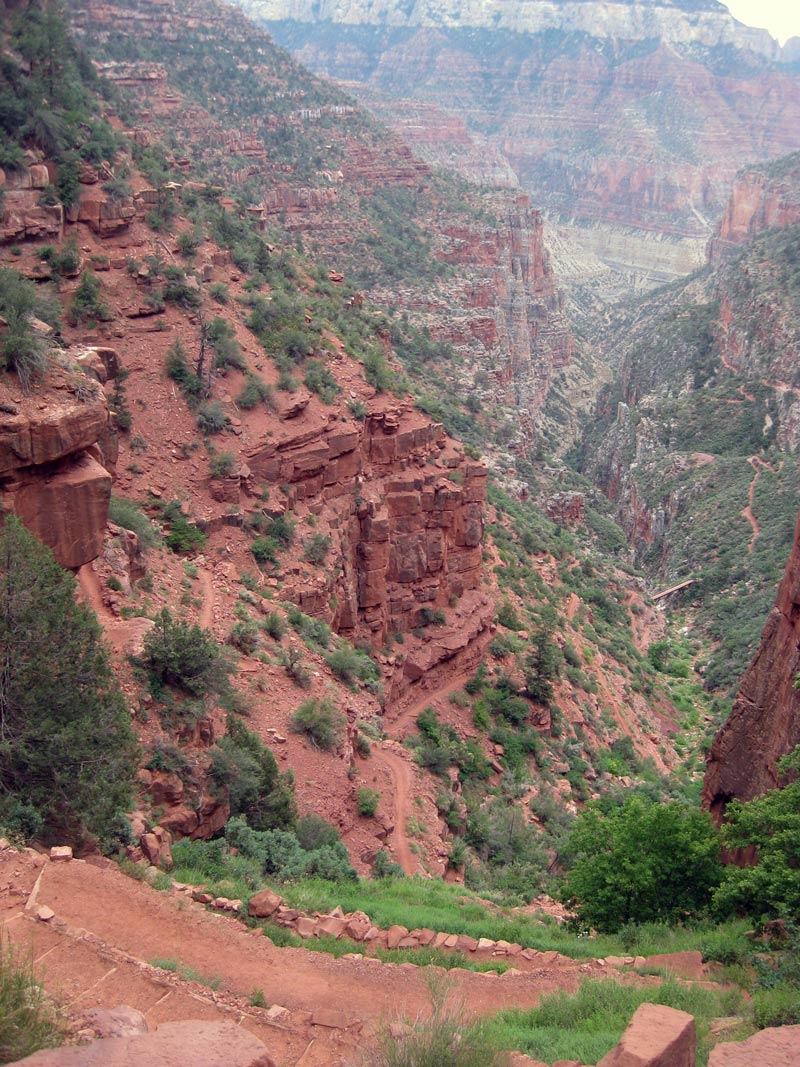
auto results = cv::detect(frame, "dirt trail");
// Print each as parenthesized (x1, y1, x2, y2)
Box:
(374, 746, 418, 876)
(76, 563, 154, 655)
(30, 859, 587, 1030)
(198, 568, 214, 630)
(741, 455, 773, 554)
(76, 563, 114, 622)
(386, 672, 471, 740)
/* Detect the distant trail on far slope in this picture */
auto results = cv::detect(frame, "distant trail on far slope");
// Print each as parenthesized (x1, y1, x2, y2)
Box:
(198, 568, 214, 629)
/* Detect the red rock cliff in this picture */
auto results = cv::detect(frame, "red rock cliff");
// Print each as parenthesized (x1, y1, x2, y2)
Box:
(708, 153, 800, 261)
(0, 360, 114, 569)
(702, 506, 800, 821)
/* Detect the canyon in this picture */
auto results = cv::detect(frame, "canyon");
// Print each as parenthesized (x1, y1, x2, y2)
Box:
(242, 0, 800, 287)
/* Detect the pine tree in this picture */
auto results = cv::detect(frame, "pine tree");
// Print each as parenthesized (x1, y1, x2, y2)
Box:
(0, 516, 138, 845)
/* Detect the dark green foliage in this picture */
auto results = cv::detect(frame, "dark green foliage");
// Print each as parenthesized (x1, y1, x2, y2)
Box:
(357, 787, 380, 817)
(138, 608, 233, 702)
(0, 268, 57, 389)
(251, 535, 279, 566)
(237, 373, 274, 411)
(207, 316, 244, 370)
(373, 850, 405, 879)
(67, 272, 112, 326)
(303, 359, 338, 403)
(161, 500, 206, 554)
(0, 516, 137, 845)
(209, 451, 236, 479)
(107, 496, 159, 550)
(196, 399, 228, 435)
(752, 924, 800, 1028)
(262, 610, 286, 640)
(326, 643, 380, 687)
(523, 629, 561, 706)
(290, 697, 344, 750)
(225, 815, 357, 882)
(211, 716, 296, 831)
(713, 747, 800, 920)
(304, 531, 331, 564)
(165, 340, 203, 403)
(562, 798, 723, 932)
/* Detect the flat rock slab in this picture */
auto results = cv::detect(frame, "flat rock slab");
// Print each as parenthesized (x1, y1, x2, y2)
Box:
(709, 1024, 800, 1067)
(9, 1020, 276, 1067)
(598, 1002, 695, 1067)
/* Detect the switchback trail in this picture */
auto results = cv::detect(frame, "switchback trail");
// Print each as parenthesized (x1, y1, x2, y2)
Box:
(742, 455, 773, 554)
(374, 745, 417, 876)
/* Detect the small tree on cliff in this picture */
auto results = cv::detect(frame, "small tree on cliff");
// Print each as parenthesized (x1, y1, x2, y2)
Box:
(0, 515, 138, 845)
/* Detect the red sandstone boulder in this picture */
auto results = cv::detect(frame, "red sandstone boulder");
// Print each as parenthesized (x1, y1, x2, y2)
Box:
(9, 1020, 276, 1066)
(708, 1024, 800, 1067)
(597, 1003, 695, 1067)
(248, 888, 282, 919)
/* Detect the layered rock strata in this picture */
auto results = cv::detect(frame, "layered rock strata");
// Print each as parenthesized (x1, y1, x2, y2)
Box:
(0, 359, 115, 568)
(702, 506, 800, 820)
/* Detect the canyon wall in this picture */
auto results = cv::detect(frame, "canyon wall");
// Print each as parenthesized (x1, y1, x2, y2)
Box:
(0, 359, 114, 569)
(247, 1, 800, 281)
(702, 506, 800, 819)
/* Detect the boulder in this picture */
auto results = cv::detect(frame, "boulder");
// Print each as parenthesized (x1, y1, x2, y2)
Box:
(248, 888, 282, 919)
(708, 1025, 800, 1067)
(386, 924, 409, 949)
(597, 1003, 695, 1067)
(9, 1019, 276, 1066)
(49, 846, 72, 862)
(77, 1006, 148, 1039)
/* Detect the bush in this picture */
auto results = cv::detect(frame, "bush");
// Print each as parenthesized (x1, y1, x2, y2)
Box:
(0, 268, 54, 389)
(237, 374, 274, 411)
(562, 798, 723, 932)
(0, 938, 63, 1062)
(138, 608, 233, 701)
(68, 271, 112, 326)
(209, 451, 236, 479)
(161, 501, 206, 554)
(210, 717, 296, 831)
(290, 697, 344, 750)
(358, 788, 381, 817)
(166, 340, 202, 402)
(304, 532, 331, 565)
(107, 496, 159, 550)
(263, 611, 286, 640)
(196, 400, 228, 435)
(326, 643, 380, 686)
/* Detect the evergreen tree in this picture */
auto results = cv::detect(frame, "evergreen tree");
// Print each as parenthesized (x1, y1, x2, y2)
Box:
(0, 516, 138, 845)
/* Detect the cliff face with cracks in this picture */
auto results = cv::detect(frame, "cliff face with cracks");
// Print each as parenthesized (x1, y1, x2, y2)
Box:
(244, 395, 492, 702)
(0, 356, 116, 569)
(702, 506, 800, 819)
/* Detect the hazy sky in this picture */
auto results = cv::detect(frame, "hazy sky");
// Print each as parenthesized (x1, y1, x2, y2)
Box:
(724, 1, 800, 44)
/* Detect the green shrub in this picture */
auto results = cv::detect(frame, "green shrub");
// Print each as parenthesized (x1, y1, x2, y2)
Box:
(263, 611, 286, 640)
(108, 496, 159, 550)
(0, 268, 55, 390)
(161, 501, 206, 554)
(138, 608, 233, 701)
(753, 984, 800, 1028)
(358, 788, 381, 817)
(290, 697, 344, 750)
(209, 452, 236, 479)
(562, 798, 723, 932)
(166, 340, 203, 402)
(304, 532, 331, 564)
(197, 399, 228, 435)
(68, 271, 113, 326)
(0, 938, 63, 1062)
(210, 717, 296, 831)
(326, 643, 379, 686)
(237, 374, 274, 411)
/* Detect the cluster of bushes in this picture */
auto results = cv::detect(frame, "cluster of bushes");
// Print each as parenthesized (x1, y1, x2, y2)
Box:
(409, 707, 492, 782)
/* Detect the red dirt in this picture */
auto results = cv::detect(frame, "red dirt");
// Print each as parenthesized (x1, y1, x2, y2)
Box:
(27, 857, 591, 1030)
(373, 746, 417, 876)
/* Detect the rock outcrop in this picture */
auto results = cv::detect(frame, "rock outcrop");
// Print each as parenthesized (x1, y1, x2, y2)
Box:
(0, 361, 115, 568)
(246, 397, 488, 648)
(10, 1019, 276, 1067)
(702, 505, 800, 821)
(597, 1003, 695, 1067)
(709, 152, 800, 261)
(708, 1024, 800, 1067)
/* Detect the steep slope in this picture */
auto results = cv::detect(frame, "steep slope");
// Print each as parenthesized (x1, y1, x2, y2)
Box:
(702, 504, 800, 821)
(67, 0, 574, 448)
(578, 153, 800, 695)
(240, 0, 800, 286)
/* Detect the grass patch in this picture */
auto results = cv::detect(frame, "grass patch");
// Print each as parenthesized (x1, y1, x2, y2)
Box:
(0, 937, 63, 1062)
(149, 956, 222, 990)
(481, 977, 747, 1066)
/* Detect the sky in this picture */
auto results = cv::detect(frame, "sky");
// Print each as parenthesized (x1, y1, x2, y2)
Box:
(724, 0, 800, 45)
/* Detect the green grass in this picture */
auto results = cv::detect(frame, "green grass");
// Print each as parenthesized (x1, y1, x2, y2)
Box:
(481, 978, 748, 1067)
(0, 938, 63, 1063)
(149, 957, 222, 990)
(277, 877, 753, 963)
